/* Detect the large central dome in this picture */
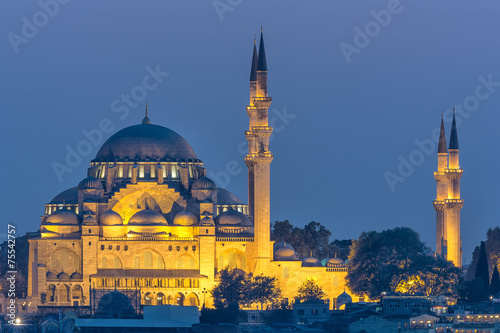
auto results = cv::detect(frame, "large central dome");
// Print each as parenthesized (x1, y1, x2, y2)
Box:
(93, 124, 199, 162)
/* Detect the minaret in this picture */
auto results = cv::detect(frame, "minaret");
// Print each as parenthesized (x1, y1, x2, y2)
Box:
(245, 29, 273, 274)
(433, 110, 463, 268)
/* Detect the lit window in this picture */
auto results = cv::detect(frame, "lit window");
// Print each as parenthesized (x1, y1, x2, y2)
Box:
(118, 165, 123, 178)
(171, 165, 178, 179)
(134, 257, 140, 268)
(162, 165, 167, 178)
(144, 252, 153, 268)
(151, 165, 156, 178)
(139, 165, 145, 178)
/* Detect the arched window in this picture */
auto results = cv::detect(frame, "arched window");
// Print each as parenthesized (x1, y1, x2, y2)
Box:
(73, 254, 79, 267)
(61, 251, 69, 267)
(134, 257, 140, 269)
(190, 258, 196, 269)
(144, 252, 153, 268)
(176, 257, 184, 269)
(114, 257, 120, 268)
(156, 257, 163, 268)
(228, 252, 237, 269)
(283, 267, 289, 278)
(50, 254, 58, 267)
(241, 255, 247, 269)
(333, 276, 339, 287)
(101, 257, 107, 268)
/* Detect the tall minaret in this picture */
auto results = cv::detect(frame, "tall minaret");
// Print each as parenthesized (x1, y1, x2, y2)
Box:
(245, 29, 273, 274)
(434, 110, 463, 268)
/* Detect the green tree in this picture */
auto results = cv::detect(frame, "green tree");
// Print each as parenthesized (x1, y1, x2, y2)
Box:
(347, 227, 460, 300)
(289, 221, 332, 258)
(245, 274, 281, 310)
(211, 268, 246, 309)
(329, 239, 353, 261)
(271, 220, 294, 242)
(491, 265, 500, 295)
(475, 241, 490, 289)
(466, 245, 480, 281)
(294, 279, 326, 303)
(458, 278, 490, 302)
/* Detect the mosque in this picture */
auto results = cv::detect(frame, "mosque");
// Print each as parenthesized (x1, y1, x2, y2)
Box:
(26, 31, 354, 312)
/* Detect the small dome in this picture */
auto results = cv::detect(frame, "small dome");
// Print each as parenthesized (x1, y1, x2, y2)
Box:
(49, 187, 78, 204)
(192, 176, 217, 191)
(217, 188, 244, 205)
(100, 210, 123, 226)
(78, 176, 104, 190)
(83, 214, 97, 225)
(173, 210, 197, 226)
(96, 290, 136, 319)
(327, 258, 344, 267)
(44, 209, 82, 225)
(337, 291, 352, 305)
(71, 272, 83, 279)
(58, 272, 70, 280)
(46, 271, 57, 280)
(302, 257, 322, 267)
(128, 209, 167, 225)
(200, 216, 215, 226)
(215, 208, 252, 226)
(274, 242, 299, 261)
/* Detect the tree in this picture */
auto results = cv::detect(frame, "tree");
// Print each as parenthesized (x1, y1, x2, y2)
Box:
(491, 265, 500, 295)
(347, 227, 460, 300)
(475, 241, 490, 289)
(211, 268, 246, 310)
(329, 239, 353, 261)
(486, 227, 500, 278)
(294, 279, 326, 303)
(465, 245, 480, 280)
(271, 220, 293, 242)
(458, 278, 490, 302)
(245, 275, 281, 309)
(289, 221, 332, 258)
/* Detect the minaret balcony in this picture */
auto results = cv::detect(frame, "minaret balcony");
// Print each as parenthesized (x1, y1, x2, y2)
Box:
(445, 168, 463, 173)
(251, 126, 273, 137)
(246, 106, 257, 117)
(252, 97, 272, 109)
(433, 200, 446, 211)
(444, 199, 464, 209)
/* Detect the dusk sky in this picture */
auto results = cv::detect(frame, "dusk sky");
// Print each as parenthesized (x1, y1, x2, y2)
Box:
(2, 1, 500, 265)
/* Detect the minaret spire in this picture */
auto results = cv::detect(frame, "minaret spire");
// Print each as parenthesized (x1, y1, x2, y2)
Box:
(257, 30, 267, 71)
(438, 114, 447, 154)
(250, 37, 258, 82)
(449, 106, 459, 150)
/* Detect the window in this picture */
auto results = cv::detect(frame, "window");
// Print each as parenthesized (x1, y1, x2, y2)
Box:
(134, 257, 140, 268)
(114, 257, 120, 268)
(283, 267, 289, 278)
(162, 165, 167, 178)
(156, 257, 163, 268)
(176, 257, 184, 269)
(124, 245, 128, 251)
(171, 165, 178, 179)
(311, 309, 319, 315)
(139, 165, 145, 178)
(228, 252, 237, 269)
(128, 165, 132, 178)
(241, 255, 247, 269)
(118, 165, 123, 178)
(144, 252, 153, 268)
(102, 257, 107, 268)
(89, 229, 92, 234)
(151, 164, 156, 178)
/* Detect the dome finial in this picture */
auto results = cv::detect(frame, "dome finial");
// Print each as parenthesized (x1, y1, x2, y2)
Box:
(142, 102, 151, 124)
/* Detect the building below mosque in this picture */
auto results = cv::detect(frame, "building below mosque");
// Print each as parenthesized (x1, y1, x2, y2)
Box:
(26, 31, 353, 314)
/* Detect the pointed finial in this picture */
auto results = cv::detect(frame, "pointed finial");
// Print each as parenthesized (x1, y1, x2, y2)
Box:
(261, 23, 263, 33)
(254, 35, 256, 45)
(453, 104, 455, 114)
(142, 102, 151, 125)
(441, 111, 443, 119)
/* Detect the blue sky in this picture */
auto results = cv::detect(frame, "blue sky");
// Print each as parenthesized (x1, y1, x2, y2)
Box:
(1, 0, 500, 265)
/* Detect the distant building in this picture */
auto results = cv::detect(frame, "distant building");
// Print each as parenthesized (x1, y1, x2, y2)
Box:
(293, 300, 330, 324)
(434, 112, 463, 268)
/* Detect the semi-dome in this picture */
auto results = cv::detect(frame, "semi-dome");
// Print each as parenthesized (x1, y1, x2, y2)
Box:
(58, 272, 70, 280)
(78, 176, 103, 190)
(192, 176, 217, 191)
(96, 290, 136, 319)
(49, 187, 78, 204)
(200, 216, 215, 226)
(93, 124, 199, 163)
(44, 209, 82, 225)
(128, 209, 167, 225)
(71, 272, 83, 279)
(215, 208, 252, 226)
(46, 271, 57, 280)
(217, 188, 244, 205)
(302, 257, 322, 267)
(100, 210, 123, 226)
(173, 210, 197, 226)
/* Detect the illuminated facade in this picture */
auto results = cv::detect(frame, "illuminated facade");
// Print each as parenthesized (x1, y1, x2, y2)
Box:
(26, 31, 350, 311)
(434, 111, 463, 268)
